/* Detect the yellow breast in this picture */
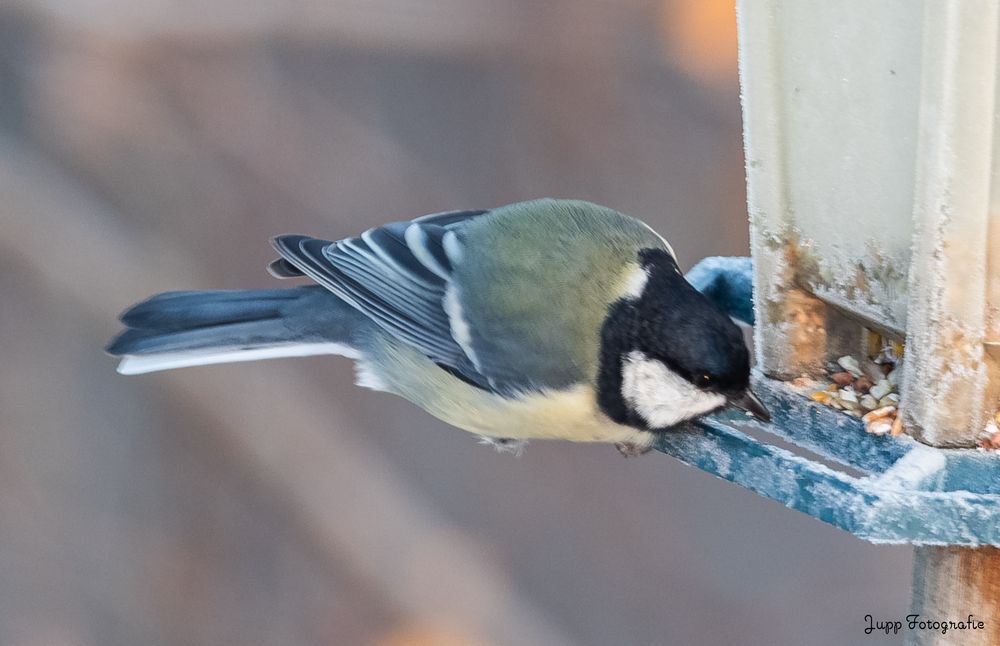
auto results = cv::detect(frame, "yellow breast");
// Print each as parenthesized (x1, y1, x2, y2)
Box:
(363, 335, 651, 445)
(439, 383, 650, 444)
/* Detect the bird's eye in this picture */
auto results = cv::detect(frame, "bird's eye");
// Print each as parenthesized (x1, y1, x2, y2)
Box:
(699, 374, 714, 386)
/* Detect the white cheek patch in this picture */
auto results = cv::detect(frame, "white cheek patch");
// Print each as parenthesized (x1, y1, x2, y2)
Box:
(620, 351, 726, 428)
(621, 266, 650, 300)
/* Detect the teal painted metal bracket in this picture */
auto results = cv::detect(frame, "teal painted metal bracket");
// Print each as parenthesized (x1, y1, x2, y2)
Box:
(685, 256, 755, 326)
(680, 258, 1000, 546)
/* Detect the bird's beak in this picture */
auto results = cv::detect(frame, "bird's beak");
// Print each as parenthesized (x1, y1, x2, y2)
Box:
(729, 389, 771, 423)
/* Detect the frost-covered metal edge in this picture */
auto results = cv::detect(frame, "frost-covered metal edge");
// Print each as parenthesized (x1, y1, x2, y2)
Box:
(657, 375, 1000, 546)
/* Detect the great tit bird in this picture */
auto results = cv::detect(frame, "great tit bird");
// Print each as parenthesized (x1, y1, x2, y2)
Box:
(108, 199, 769, 456)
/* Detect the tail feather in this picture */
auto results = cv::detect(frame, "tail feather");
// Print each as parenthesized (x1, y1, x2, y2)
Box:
(108, 286, 369, 374)
(120, 289, 299, 331)
(115, 343, 359, 375)
(107, 319, 296, 355)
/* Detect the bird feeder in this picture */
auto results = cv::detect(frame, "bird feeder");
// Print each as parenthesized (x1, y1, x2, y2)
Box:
(666, 2, 1000, 643)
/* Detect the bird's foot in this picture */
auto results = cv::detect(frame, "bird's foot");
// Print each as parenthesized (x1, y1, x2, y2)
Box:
(615, 441, 653, 458)
(478, 436, 528, 456)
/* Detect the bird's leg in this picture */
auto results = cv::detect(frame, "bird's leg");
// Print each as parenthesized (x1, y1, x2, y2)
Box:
(478, 436, 528, 456)
(615, 441, 653, 458)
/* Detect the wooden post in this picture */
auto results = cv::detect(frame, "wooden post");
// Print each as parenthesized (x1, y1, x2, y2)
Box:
(907, 547, 1000, 646)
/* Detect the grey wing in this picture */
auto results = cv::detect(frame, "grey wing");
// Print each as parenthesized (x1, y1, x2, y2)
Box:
(271, 210, 497, 391)
(268, 210, 485, 279)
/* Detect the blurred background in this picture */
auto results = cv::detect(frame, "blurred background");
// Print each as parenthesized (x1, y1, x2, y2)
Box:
(0, 1, 912, 644)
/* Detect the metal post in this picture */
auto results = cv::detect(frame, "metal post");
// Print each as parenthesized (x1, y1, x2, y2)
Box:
(904, 4, 1000, 641)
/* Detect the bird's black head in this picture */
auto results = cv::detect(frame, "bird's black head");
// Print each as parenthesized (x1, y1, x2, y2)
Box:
(597, 248, 769, 430)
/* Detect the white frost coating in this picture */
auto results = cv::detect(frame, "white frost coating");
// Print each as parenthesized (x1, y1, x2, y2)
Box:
(620, 351, 725, 428)
(444, 283, 481, 369)
(862, 486, 987, 545)
(117, 343, 360, 375)
(621, 266, 649, 300)
(705, 444, 732, 477)
(872, 445, 947, 490)
(404, 224, 450, 279)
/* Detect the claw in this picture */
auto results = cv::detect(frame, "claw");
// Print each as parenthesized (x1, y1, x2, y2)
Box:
(615, 441, 653, 458)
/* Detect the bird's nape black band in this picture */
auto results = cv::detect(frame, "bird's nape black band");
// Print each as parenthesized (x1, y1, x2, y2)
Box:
(596, 299, 646, 429)
(638, 247, 680, 272)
